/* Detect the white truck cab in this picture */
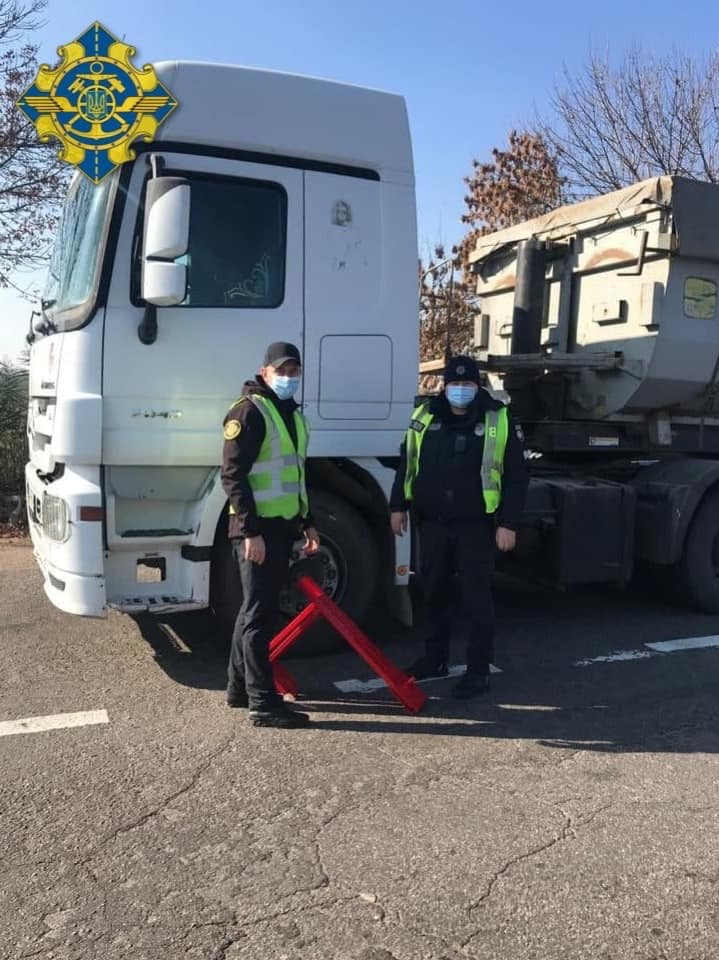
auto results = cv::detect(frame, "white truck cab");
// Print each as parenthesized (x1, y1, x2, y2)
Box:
(26, 62, 418, 631)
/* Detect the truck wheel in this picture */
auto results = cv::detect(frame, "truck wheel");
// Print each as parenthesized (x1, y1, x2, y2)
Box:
(210, 491, 379, 655)
(210, 525, 241, 637)
(681, 489, 719, 613)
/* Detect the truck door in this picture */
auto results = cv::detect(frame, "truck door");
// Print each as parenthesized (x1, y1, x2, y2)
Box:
(101, 153, 303, 549)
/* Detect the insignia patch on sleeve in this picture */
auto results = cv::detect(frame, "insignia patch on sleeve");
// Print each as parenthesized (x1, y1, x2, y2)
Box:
(409, 419, 426, 433)
(223, 420, 242, 440)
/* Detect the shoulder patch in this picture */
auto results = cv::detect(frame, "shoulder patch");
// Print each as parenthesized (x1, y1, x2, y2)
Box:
(409, 419, 426, 433)
(224, 420, 242, 440)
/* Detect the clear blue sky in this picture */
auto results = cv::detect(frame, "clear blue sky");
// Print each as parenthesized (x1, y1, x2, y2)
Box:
(1, 0, 717, 359)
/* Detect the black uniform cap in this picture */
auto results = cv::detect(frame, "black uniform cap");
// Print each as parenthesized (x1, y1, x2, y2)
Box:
(264, 341, 302, 367)
(445, 354, 480, 385)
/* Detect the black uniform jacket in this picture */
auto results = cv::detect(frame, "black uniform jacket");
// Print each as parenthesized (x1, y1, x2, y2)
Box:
(389, 389, 529, 529)
(220, 376, 314, 540)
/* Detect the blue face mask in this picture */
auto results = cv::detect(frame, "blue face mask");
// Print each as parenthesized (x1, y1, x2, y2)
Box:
(270, 375, 301, 400)
(446, 384, 477, 408)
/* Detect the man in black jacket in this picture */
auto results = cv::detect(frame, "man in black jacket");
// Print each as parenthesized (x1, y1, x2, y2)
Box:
(390, 355, 528, 698)
(221, 341, 320, 728)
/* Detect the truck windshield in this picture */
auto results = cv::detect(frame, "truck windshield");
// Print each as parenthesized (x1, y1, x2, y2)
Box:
(43, 170, 118, 331)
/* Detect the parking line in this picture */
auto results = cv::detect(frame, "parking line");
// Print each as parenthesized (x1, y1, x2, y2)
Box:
(0, 710, 109, 738)
(335, 633, 719, 688)
(573, 649, 657, 667)
(573, 634, 719, 667)
(646, 635, 719, 654)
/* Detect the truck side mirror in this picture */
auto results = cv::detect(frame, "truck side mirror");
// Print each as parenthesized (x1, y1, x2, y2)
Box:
(141, 177, 190, 307)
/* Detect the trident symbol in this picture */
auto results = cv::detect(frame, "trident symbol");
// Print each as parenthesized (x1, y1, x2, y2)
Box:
(86, 86, 107, 120)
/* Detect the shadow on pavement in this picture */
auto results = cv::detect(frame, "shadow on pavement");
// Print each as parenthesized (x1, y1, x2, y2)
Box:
(296, 680, 719, 753)
(133, 575, 719, 753)
(132, 610, 229, 691)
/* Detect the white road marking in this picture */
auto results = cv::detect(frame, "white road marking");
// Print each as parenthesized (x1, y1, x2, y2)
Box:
(573, 649, 657, 667)
(334, 663, 501, 694)
(0, 710, 109, 738)
(575, 634, 719, 666)
(334, 633, 719, 691)
(646, 635, 719, 654)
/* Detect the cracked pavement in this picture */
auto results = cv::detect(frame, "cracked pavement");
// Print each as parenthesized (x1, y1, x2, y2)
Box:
(3, 542, 719, 959)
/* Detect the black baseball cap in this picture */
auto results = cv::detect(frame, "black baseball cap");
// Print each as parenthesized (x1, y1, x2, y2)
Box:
(264, 341, 302, 367)
(444, 354, 480, 385)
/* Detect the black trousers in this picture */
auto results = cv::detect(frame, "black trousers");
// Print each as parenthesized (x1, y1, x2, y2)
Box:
(227, 536, 294, 709)
(418, 517, 496, 675)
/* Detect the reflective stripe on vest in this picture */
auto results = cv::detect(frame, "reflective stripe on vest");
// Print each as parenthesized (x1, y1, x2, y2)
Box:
(403, 403, 509, 514)
(228, 395, 309, 520)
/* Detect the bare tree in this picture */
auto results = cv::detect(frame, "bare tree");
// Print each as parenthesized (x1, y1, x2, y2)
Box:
(431, 48, 719, 380)
(0, 0, 41, 40)
(543, 47, 719, 196)
(0, 0, 69, 290)
(0, 357, 28, 500)
(418, 243, 475, 383)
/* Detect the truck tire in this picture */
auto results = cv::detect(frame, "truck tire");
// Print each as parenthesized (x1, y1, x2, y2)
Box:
(285, 490, 380, 654)
(210, 490, 379, 655)
(680, 488, 719, 613)
(210, 525, 241, 636)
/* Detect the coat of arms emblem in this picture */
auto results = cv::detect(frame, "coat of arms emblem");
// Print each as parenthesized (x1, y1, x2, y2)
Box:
(17, 22, 177, 183)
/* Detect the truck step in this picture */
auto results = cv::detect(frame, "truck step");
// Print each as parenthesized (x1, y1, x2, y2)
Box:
(108, 596, 206, 614)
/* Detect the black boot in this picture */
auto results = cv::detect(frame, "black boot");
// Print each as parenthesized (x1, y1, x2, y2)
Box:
(452, 670, 490, 699)
(249, 703, 311, 728)
(405, 654, 449, 680)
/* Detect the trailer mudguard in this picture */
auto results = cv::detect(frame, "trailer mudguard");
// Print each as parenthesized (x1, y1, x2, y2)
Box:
(631, 457, 719, 564)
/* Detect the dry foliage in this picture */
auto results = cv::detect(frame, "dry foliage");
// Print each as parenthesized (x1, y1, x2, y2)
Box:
(0, 0, 69, 289)
(420, 132, 563, 377)
(457, 130, 565, 266)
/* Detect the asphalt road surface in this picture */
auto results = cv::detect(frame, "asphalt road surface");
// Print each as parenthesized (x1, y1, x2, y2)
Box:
(3, 540, 719, 960)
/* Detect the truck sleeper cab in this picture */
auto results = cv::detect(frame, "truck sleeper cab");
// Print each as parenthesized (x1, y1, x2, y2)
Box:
(26, 62, 419, 637)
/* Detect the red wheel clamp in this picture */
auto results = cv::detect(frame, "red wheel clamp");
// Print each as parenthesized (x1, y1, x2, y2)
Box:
(269, 575, 427, 714)
(270, 601, 322, 699)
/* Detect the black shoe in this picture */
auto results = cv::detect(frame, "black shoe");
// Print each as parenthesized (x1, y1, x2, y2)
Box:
(226, 686, 248, 709)
(405, 655, 449, 681)
(249, 703, 311, 728)
(451, 671, 490, 699)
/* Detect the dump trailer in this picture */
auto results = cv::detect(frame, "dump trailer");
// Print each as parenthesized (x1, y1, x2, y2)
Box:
(468, 176, 719, 612)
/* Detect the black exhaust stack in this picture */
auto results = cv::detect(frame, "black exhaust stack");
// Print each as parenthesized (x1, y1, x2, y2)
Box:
(511, 238, 547, 355)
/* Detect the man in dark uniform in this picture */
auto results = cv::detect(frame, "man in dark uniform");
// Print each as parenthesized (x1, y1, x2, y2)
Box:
(221, 341, 320, 728)
(390, 355, 528, 698)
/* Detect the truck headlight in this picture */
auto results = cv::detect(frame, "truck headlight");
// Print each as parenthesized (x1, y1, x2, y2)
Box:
(42, 494, 70, 542)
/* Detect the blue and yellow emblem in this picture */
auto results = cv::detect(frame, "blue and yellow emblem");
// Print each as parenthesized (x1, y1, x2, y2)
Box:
(17, 22, 177, 184)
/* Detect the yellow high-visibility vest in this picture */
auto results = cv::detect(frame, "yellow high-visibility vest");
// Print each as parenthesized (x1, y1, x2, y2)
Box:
(403, 403, 509, 513)
(228, 395, 309, 520)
